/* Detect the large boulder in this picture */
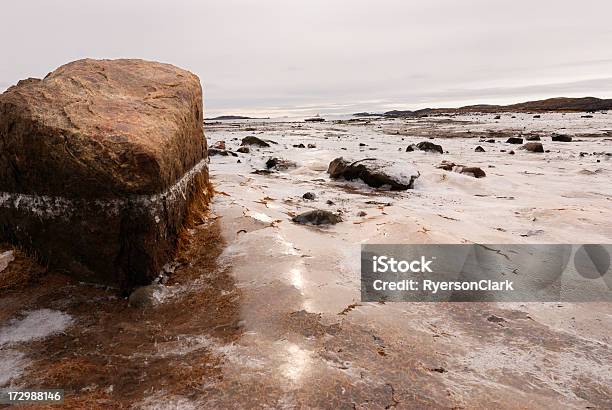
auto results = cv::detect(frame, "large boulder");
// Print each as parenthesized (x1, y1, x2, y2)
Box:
(0, 59, 210, 290)
(328, 157, 419, 190)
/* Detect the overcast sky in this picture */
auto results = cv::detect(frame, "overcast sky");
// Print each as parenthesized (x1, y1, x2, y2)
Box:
(1, 0, 612, 117)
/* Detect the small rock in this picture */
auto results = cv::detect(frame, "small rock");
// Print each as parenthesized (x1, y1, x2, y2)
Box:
(209, 148, 238, 157)
(525, 135, 540, 141)
(357, 211, 367, 217)
(293, 143, 306, 148)
(509, 150, 515, 155)
(302, 192, 316, 200)
(266, 157, 296, 170)
(292, 210, 342, 226)
(494, 115, 501, 120)
(241, 136, 270, 147)
(475, 146, 485, 152)
(326, 200, 335, 205)
(506, 137, 523, 144)
(437, 161, 486, 178)
(236, 146, 250, 154)
(359, 143, 367, 147)
(533, 114, 541, 118)
(307, 144, 316, 148)
(485, 139, 496, 143)
(0, 250, 15, 273)
(521, 142, 544, 153)
(128, 284, 167, 308)
(415, 141, 443, 154)
(211, 140, 226, 150)
(552, 134, 572, 142)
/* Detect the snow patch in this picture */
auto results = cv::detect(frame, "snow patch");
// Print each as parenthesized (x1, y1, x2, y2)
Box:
(0, 309, 73, 346)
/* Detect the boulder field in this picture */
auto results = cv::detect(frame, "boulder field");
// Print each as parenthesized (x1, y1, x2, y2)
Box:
(0, 59, 210, 290)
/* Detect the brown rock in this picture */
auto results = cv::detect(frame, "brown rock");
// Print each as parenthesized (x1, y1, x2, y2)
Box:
(328, 157, 419, 190)
(0, 59, 210, 290)
(506, 137, 523, 144)
(552, 134, 572, 142)
(241, 136, 270, 147)
(521, 142, 544, 153)
(437, 161, 486, 178)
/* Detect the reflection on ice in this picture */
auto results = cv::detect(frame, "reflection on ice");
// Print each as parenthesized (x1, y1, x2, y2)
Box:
(280, 342, 312, 384)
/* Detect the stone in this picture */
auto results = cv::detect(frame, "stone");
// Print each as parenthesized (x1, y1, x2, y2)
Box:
(328, 157, 419, 190)
(128, 284, 168, 308)
(209, 148, 237, 157)
(509, 150, 515, 155)
(265, 157, 297, 171)
(475, 146, 485, 152)
(506, 137, 523, 144)
(485, 139, 496, 143)
(236, 146, 250, 154)
(293, 143, 306, 148)
(525, 135, 541, 141)
(302, 192, 316, 200)
(292, 210, 342, 225)
(0, 59, 209, 290)
(415, 141, 443, 153)
(211, 140, 226, 150)
(307, 144, 316, 148)
(437, 161, 486, 178)
(241, 136, 270, 147)
(552, 134, 572, 142)
(521, 142, 544, 153)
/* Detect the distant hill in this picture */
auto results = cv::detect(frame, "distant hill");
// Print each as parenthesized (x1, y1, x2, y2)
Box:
(207, 115, 269, 120)
(381, 97, 612, 117)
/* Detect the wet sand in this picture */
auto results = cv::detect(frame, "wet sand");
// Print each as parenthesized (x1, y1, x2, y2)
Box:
(0, 112, 611, 408)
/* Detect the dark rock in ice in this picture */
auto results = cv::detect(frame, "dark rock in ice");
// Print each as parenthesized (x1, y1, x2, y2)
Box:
(525, 135, 541, 141)
(552, 134, 572, 142)
(236, 146, 250, 154)
(437, 161, 486, 178)
(266, 157, 296, 170)
(521, 142, 544, 153)
(506, 137, 523, 144)
(293, 143, 306, 148)
(415, 141, 443, 154)
(475, 146, 486, 152)
(241, 136, 270, 147)
(292, 210, 342, 225)
(209, 148, 238, 157)
(302, 192, 316, 200)
(327, 157, 420, 190)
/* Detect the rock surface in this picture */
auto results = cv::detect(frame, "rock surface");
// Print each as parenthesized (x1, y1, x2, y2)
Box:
(328, 157, 419, 190)
(0, 59, 209, 290)
(506, 137, 523, 144)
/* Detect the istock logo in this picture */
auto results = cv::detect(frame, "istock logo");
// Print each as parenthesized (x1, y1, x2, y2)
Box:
(372, 255, 434, 273)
